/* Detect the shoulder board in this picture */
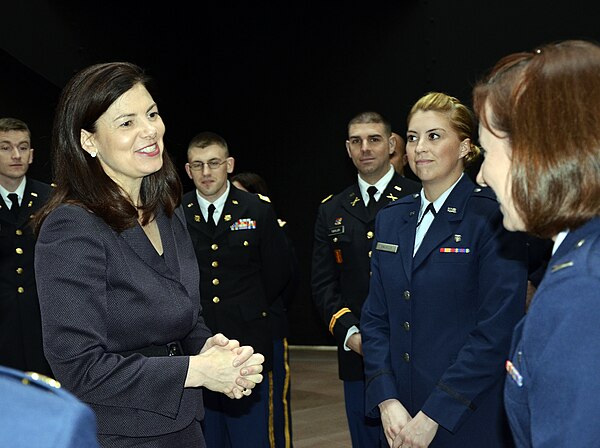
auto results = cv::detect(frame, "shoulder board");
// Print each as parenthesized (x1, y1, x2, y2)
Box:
(471, 186, 497, 200)
(257, 193, 271, 203)
(321, 194, 333, 204)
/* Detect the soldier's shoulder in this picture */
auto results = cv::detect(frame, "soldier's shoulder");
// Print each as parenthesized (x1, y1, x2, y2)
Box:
(0, 366, 98, 447)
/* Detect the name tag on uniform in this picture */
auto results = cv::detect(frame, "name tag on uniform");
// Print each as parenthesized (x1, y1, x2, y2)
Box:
(375, 242, 398, 253)
(328, 226, 345, 236)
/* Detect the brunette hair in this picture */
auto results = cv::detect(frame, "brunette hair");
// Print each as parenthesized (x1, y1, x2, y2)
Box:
(473, 40, 600, 238)
(231, 172, 271, 196)
(34, 62, 181, 234)
(407, 92, 481, 166)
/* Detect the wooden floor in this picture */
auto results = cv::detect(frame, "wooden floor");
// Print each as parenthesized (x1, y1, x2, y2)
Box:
(288, 346, 352, 447)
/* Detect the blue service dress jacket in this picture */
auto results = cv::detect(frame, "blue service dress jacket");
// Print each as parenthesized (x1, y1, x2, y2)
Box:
(0, 365, 99, 447)
(361, 175, 528, 447)
(35, 204, 212, 441)
(504, 217, 600, 447)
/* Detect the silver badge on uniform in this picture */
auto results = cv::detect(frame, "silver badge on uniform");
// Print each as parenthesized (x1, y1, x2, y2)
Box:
(375, 242, 398, 253)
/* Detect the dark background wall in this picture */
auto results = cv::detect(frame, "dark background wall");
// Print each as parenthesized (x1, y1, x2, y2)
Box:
(2, 1, 598, 345)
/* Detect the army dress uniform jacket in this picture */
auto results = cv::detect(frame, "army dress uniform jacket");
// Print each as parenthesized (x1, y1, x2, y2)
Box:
(504, 217, 600, 447)
(361, 175, 528, 447)
(183, 187, 292, 372)
(311, 172, 420, 381)
(0, 178, 52, 375)
(35, 204, 212, 442)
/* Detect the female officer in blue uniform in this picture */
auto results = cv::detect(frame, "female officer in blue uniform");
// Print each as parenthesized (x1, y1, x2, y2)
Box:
(474, 40, 600, 447)
(361, 92, 528, 447)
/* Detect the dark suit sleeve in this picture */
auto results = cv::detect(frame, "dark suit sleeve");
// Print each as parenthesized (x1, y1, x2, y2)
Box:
(421, 207, 527, 432)
(311, 203, 359, 343)
(35, 206, 191, 420)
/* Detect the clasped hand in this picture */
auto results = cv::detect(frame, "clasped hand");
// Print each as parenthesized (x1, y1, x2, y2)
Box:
(379, 399, 438, 448)
(186, 333, 264, 399)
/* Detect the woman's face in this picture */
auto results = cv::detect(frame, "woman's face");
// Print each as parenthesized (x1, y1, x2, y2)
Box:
(406, 110, 468, 196)
(81, 83, 165, 194)
(476, 105, 526, 232)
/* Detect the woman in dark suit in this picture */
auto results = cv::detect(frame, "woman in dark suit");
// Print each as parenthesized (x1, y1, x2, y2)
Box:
(33, 62, 264, 448)
(474, 40, 600, 447)
(360, 92, 528, 447)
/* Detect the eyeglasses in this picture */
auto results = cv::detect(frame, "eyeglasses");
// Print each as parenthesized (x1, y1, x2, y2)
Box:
(187, 160, 228, 171)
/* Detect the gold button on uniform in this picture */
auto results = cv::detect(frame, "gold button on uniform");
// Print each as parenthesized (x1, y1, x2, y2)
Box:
(212, 278, 220, 286)
(15, 229, 23, 236)
(211, 261, 219, 268)
(16, 267, 23, 274)
(17, 287, 25, 294)
(261, 311, 267, 317)
(211, 244, 219, 250)
(403, 352, 410, 362)
(367, 231, 374, 239)
(368, 250, 372, 258)
(403, 321, 410, 331)
(212, 297, 220, 303)
(243, 241, 249, 247)
(16, 248, 23, 255)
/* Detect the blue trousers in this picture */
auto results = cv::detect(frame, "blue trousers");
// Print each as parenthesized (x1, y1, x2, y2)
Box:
(343, 380, 383, 448)
(272, 338, 293, 447)
(202, 374, 272, 448)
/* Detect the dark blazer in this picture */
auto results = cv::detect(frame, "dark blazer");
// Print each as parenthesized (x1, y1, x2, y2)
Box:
(361, 175, 528, 447)
(0, 178, 53, 376)
(182, 187, 292, 372)
(35, 204, 212, 440)
(311, 172, 420, 381)
(505, 217, 600, 447)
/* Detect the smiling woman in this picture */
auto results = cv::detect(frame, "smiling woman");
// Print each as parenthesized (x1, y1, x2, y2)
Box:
(360, 92, 529, 448)
(31, 62, 265, 448)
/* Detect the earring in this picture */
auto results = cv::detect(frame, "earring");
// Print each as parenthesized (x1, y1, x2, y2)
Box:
(90, 150, 97, 158)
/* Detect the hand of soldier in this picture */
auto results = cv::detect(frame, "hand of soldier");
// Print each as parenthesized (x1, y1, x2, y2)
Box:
(347, 332, 363, 355)
(379, 399, 411, 447)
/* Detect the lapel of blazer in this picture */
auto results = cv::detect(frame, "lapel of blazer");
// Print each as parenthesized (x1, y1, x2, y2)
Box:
(120, 209, 178, 281)
(412, 175, 472, 272)
(182, 192, 215, 239)
(341, 184, 370, 224)
(397, 194, 420, 279)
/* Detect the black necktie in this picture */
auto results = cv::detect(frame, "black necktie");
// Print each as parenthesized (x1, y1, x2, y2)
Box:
(416, 202, 436, 227)
(8, 193, 19, 217)
(366, 186, 378, 218)
(207, 204, 217, 230)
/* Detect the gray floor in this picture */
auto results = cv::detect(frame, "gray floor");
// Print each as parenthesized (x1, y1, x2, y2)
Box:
(289, 346, 352, 447)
